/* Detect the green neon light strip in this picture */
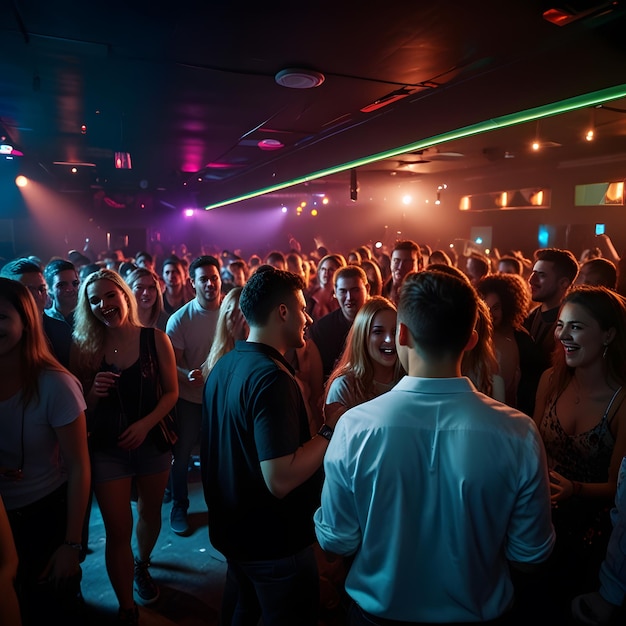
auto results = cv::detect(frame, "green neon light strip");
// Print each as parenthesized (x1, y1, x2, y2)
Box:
(204, 84, 626, 211)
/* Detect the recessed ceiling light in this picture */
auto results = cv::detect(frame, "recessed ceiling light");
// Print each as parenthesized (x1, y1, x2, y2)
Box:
(258, 139, 284, 151)
(275, 68, 325, 89)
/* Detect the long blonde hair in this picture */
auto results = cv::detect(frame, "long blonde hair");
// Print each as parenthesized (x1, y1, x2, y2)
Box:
(324, 296, 404, 407)
(73, 269, 141, 373)
(0, 278, 70, 406)
(202, 287, 247, 379)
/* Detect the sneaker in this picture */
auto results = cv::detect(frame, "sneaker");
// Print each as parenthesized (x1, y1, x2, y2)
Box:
(170, 504, 190, 535)
(571, 592, 619, 625)
(134, 558, 160, 605)
(118, 603, 139, 626)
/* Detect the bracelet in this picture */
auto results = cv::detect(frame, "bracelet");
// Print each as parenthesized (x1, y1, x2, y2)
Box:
(571, 481, 583, 497)
(63, 541, 83, 551)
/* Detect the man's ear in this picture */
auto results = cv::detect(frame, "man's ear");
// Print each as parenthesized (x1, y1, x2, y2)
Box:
(397, 322, 412, 347)
(464, 329, 479, 352)
(277, 303, 288, 321)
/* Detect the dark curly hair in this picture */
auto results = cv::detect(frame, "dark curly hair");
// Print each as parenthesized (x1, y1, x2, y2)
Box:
(476, 273, 530, 330)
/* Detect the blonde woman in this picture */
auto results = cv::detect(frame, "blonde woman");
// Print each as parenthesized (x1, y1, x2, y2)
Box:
(324, 296, 404, 424)
(71, 269, 177, 625)
(125, 268, 169, 331)
(201, 287, 249, 380)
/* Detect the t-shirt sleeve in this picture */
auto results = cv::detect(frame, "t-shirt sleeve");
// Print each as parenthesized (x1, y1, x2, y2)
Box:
(252, 369, 305, 462)
(325, 375, 354, 408)
(43, 369, 87, 428)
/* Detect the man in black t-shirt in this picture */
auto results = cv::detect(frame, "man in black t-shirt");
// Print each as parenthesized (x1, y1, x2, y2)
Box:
(201, 266, 340, 626)
(523, 247, 579, 369)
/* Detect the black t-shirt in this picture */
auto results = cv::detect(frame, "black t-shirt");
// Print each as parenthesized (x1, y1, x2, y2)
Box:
(307, 307, 352, 380)
(201, 341, 322, 560)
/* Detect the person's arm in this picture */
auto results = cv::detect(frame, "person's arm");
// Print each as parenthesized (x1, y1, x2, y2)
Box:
(505, 421, 556, 568)
(118, 330, 179, 449)
(0, 495, 21, 626)
(314, 423, 362, 557)
(43, 412, 91, 582)
(260, 434, 331, 499)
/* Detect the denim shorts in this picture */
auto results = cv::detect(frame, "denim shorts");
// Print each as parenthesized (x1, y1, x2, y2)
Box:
(91, 440, 171, 483)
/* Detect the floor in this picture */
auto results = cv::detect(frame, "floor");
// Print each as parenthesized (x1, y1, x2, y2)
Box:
(81, 463, 227, 626)
(79, 462, 349, 626)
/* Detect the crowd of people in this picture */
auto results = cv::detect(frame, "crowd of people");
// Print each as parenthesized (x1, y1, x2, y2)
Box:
(1, 234, 625, 626)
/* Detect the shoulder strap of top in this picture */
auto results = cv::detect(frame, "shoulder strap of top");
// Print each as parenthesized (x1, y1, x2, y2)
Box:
(604, 385, 624, 424)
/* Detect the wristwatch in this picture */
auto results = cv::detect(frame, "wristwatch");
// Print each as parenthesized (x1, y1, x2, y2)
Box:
(317, 423, 334, 441)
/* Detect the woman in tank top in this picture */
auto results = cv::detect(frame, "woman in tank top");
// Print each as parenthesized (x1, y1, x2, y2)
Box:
(531, 285, 626, 621)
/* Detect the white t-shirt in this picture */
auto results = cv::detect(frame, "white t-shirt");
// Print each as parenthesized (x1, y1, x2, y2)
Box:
(0, 368, 86, 510)
(166, 298, 219, 403)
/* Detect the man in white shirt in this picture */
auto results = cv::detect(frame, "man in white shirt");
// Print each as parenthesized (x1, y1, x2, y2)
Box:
(166, 255, 222, 535)
(314, 269, 555, 625)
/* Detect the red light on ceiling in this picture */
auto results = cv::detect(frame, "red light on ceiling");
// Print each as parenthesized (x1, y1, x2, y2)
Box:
(542, 8, 574, 25)
(258, 139, 284, 151)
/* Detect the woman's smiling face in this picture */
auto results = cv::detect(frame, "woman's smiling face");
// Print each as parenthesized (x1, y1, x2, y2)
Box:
(555, 302, 614, 369)
(87, 279, 129, 327)
(367, 309, 398, 371)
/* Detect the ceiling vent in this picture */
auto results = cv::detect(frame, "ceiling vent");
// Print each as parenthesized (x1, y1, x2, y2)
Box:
(275, 68, 325, 89)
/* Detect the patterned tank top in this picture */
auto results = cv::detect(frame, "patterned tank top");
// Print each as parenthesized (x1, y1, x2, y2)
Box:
(540, 386, 623, 483)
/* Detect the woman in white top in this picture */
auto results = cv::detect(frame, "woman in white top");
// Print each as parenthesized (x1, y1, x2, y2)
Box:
(324, 296, 404, 423)
(0, 277, 90, 626)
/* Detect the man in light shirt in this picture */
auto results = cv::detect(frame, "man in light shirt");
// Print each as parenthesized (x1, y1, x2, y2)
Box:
(315, 269, 555, 625)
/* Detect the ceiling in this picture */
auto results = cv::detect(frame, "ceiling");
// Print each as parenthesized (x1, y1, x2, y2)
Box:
(2, 0, 626, 213)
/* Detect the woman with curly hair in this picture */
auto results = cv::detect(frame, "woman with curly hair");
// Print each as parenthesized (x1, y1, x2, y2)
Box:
(477, 272, 544, 415)
(71, 269, 178, 625)
(323, 296, 404, 424)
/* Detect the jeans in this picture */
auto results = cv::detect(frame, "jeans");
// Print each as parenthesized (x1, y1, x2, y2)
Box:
(221, 545, 319, 626)
(170, 397, 202, 508)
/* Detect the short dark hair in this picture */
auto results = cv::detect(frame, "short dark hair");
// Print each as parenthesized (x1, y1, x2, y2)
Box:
(398, 270, 477, 357)
(498, 255, 523, 275)
(0, 257, 42, 278)
(579, 258, 618, 290)
(240, 266, 304, 327)
(135, 250, 153, 263)
(333, 265, 368, 287)
(534, 248, 579, 283)
(392, 240, 421, 256)
(161, 255, 184, 273)
(43, 259, 76, 286)
(265, 250, 286, 266)
(188, 255, 221, 278)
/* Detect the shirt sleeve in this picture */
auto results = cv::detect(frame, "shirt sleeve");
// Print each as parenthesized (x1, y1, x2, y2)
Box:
(165, 311, 184, 350)
(314, 419, 362, 555)
(505, 420, 556, 564)
(44, 370, 87, 428)
(325, 375, 354, 408)
(252, 368, 306, 461)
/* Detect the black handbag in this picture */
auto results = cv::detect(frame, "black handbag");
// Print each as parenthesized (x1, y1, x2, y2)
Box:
(140, 328, 178, 452)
